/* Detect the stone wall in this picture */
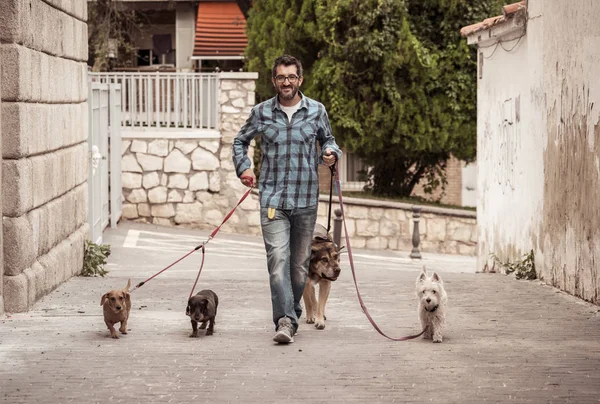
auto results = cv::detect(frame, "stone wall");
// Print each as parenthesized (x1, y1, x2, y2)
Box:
(316, 196, 476, 255)
(120, 73, 262, 236)
(0, 0, 89, 313)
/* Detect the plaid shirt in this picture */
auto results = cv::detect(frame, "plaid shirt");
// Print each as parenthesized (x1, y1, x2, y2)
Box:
(232, 93, 342, 209)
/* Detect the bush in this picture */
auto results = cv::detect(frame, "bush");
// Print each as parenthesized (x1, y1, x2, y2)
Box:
(82, 240, 111, 277)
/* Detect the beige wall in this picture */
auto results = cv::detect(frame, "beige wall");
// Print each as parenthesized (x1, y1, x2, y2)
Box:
(0, 0, 89, 313)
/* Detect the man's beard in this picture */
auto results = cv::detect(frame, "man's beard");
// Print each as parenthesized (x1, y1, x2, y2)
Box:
(277, 84, 299, 101)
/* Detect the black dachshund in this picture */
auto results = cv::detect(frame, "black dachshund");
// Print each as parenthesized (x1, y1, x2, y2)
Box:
(186, 289, 219, 337)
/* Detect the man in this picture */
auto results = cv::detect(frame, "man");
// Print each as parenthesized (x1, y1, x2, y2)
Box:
(232, 55, 341, 344)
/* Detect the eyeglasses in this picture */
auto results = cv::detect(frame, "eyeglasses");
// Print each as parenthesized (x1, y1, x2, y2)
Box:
(274, 75, 300, 84)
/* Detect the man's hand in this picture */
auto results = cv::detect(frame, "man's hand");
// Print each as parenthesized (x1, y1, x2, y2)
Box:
(240, 168, 256, 187)
(323, 148, 337, 167)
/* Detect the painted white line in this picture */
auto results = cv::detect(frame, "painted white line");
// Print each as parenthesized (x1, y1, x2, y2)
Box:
(123, 229, 140, 248)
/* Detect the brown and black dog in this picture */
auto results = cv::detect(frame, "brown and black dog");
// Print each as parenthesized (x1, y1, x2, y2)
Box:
(186, 289, 219, 338)
(302, 224, 343, 330)
(101, 279, 131, 339)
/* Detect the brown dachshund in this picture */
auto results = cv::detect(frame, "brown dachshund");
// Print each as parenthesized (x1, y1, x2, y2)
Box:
(101, 279, 131, 339)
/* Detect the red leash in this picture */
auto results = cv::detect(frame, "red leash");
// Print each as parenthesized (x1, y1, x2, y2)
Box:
(332, 166, 426, 341)
(129, 179, 255, 297)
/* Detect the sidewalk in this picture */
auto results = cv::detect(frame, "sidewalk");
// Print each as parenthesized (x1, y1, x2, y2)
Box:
(1, 222, 599, 404)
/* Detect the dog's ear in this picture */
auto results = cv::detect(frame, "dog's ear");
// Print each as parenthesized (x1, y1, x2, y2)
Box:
(417, 272, 427, 283)
(432, 272, 443, 283)
(185, 305, 191, 316)
(101, 293, 108, 306)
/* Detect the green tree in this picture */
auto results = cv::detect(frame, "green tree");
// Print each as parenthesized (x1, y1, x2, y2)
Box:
(309, 0, 496, 196)
(245, 0, 322, 101)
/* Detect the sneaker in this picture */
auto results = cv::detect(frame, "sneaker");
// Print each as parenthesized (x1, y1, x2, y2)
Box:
(273, 317, 295, 344)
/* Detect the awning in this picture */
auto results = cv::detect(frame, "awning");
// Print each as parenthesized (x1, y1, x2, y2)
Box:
(192, 2, 248, 59)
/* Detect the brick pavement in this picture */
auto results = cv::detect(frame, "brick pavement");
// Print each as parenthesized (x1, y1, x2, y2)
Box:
(1, 223, 599, 404)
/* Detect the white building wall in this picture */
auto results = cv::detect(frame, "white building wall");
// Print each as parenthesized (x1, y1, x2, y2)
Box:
(476, 0, 600, 304)
(176, 3, 196, 71)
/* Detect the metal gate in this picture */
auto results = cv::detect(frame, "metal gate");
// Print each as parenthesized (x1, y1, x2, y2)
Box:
(109, 84, 123, 228)
(88, 83, 110, 244)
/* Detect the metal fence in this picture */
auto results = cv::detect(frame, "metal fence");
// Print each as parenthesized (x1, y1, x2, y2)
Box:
(89, 72, 219, 130)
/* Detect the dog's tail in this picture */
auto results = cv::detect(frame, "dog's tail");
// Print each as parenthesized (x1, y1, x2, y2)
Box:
(123, 278, 131, 292)
(421, 265, 427, 275)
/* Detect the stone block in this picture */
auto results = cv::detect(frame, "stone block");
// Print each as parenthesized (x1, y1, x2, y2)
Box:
(168, 174, 188, 189)
(208, 172, 221, 192)
(122, 204, 139, 219)
(426, 217, 447, 242)
(3, 215, 36, 276)
(0, 0, 87, 61)
(174, 202, 203, 224)
(199, 140, 220, 153)
(143, 172, 160, 189)
(152, 203, 176, 218)
(189, 172, 209, 191)
(3, 273, 28, 313)
(152, 217, 171, 226)
(232, 98, 246, 108)
(1, 102, 87, 158)
(137, 153, 163, 171)
(380, 219, 401, 237)
(148, 139, 169, 157)
(122, 173, 142, 189)
(31, 183, 87, 258)
(126, 189, 147, 203)
(43, 0, 87, 22)
(347, 205, 369, 219)
(122, 140, 131, 155)
(30, 143, 88, 210)
(191, 148, 220, 171)
(168, 190, 183, 202)
(130, 140, 147, 154)
(164, 149, 191, 173)
(148, 186, 168, 203)
(122, 155, 142, 173)
(0, 44, 87, 103)
(2, 158, 33, 217)
(204, 209, 225, 227)
(183, 191, 195, 203)
(356, 219, 379, 237)
(447, 220, 473, 243)
(138, 203, 151, 217)
(174, 140, 198, 155)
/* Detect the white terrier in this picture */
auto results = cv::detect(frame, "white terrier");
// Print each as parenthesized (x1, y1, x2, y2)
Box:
(416, 267, 447, 343)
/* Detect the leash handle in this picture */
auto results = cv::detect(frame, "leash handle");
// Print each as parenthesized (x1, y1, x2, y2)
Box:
(333, 166, 425, 341)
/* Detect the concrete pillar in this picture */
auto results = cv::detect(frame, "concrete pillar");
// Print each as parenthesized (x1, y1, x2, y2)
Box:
(176, 3, 196, 71)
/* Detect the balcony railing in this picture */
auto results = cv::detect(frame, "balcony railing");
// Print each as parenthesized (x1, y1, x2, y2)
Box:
(89, 72, 219, 130)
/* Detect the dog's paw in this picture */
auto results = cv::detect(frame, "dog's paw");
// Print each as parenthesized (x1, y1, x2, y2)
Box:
(315, 318, 326, 330)
(306, 316, 315, 324)
(205, 330, 214, 336)
(111, 334, 119, 339)
(433, 338, 443, 343)
(190, 332, 198, 338)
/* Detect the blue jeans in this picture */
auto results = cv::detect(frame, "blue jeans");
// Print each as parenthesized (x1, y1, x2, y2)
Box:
(260, 205, 318, 331)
